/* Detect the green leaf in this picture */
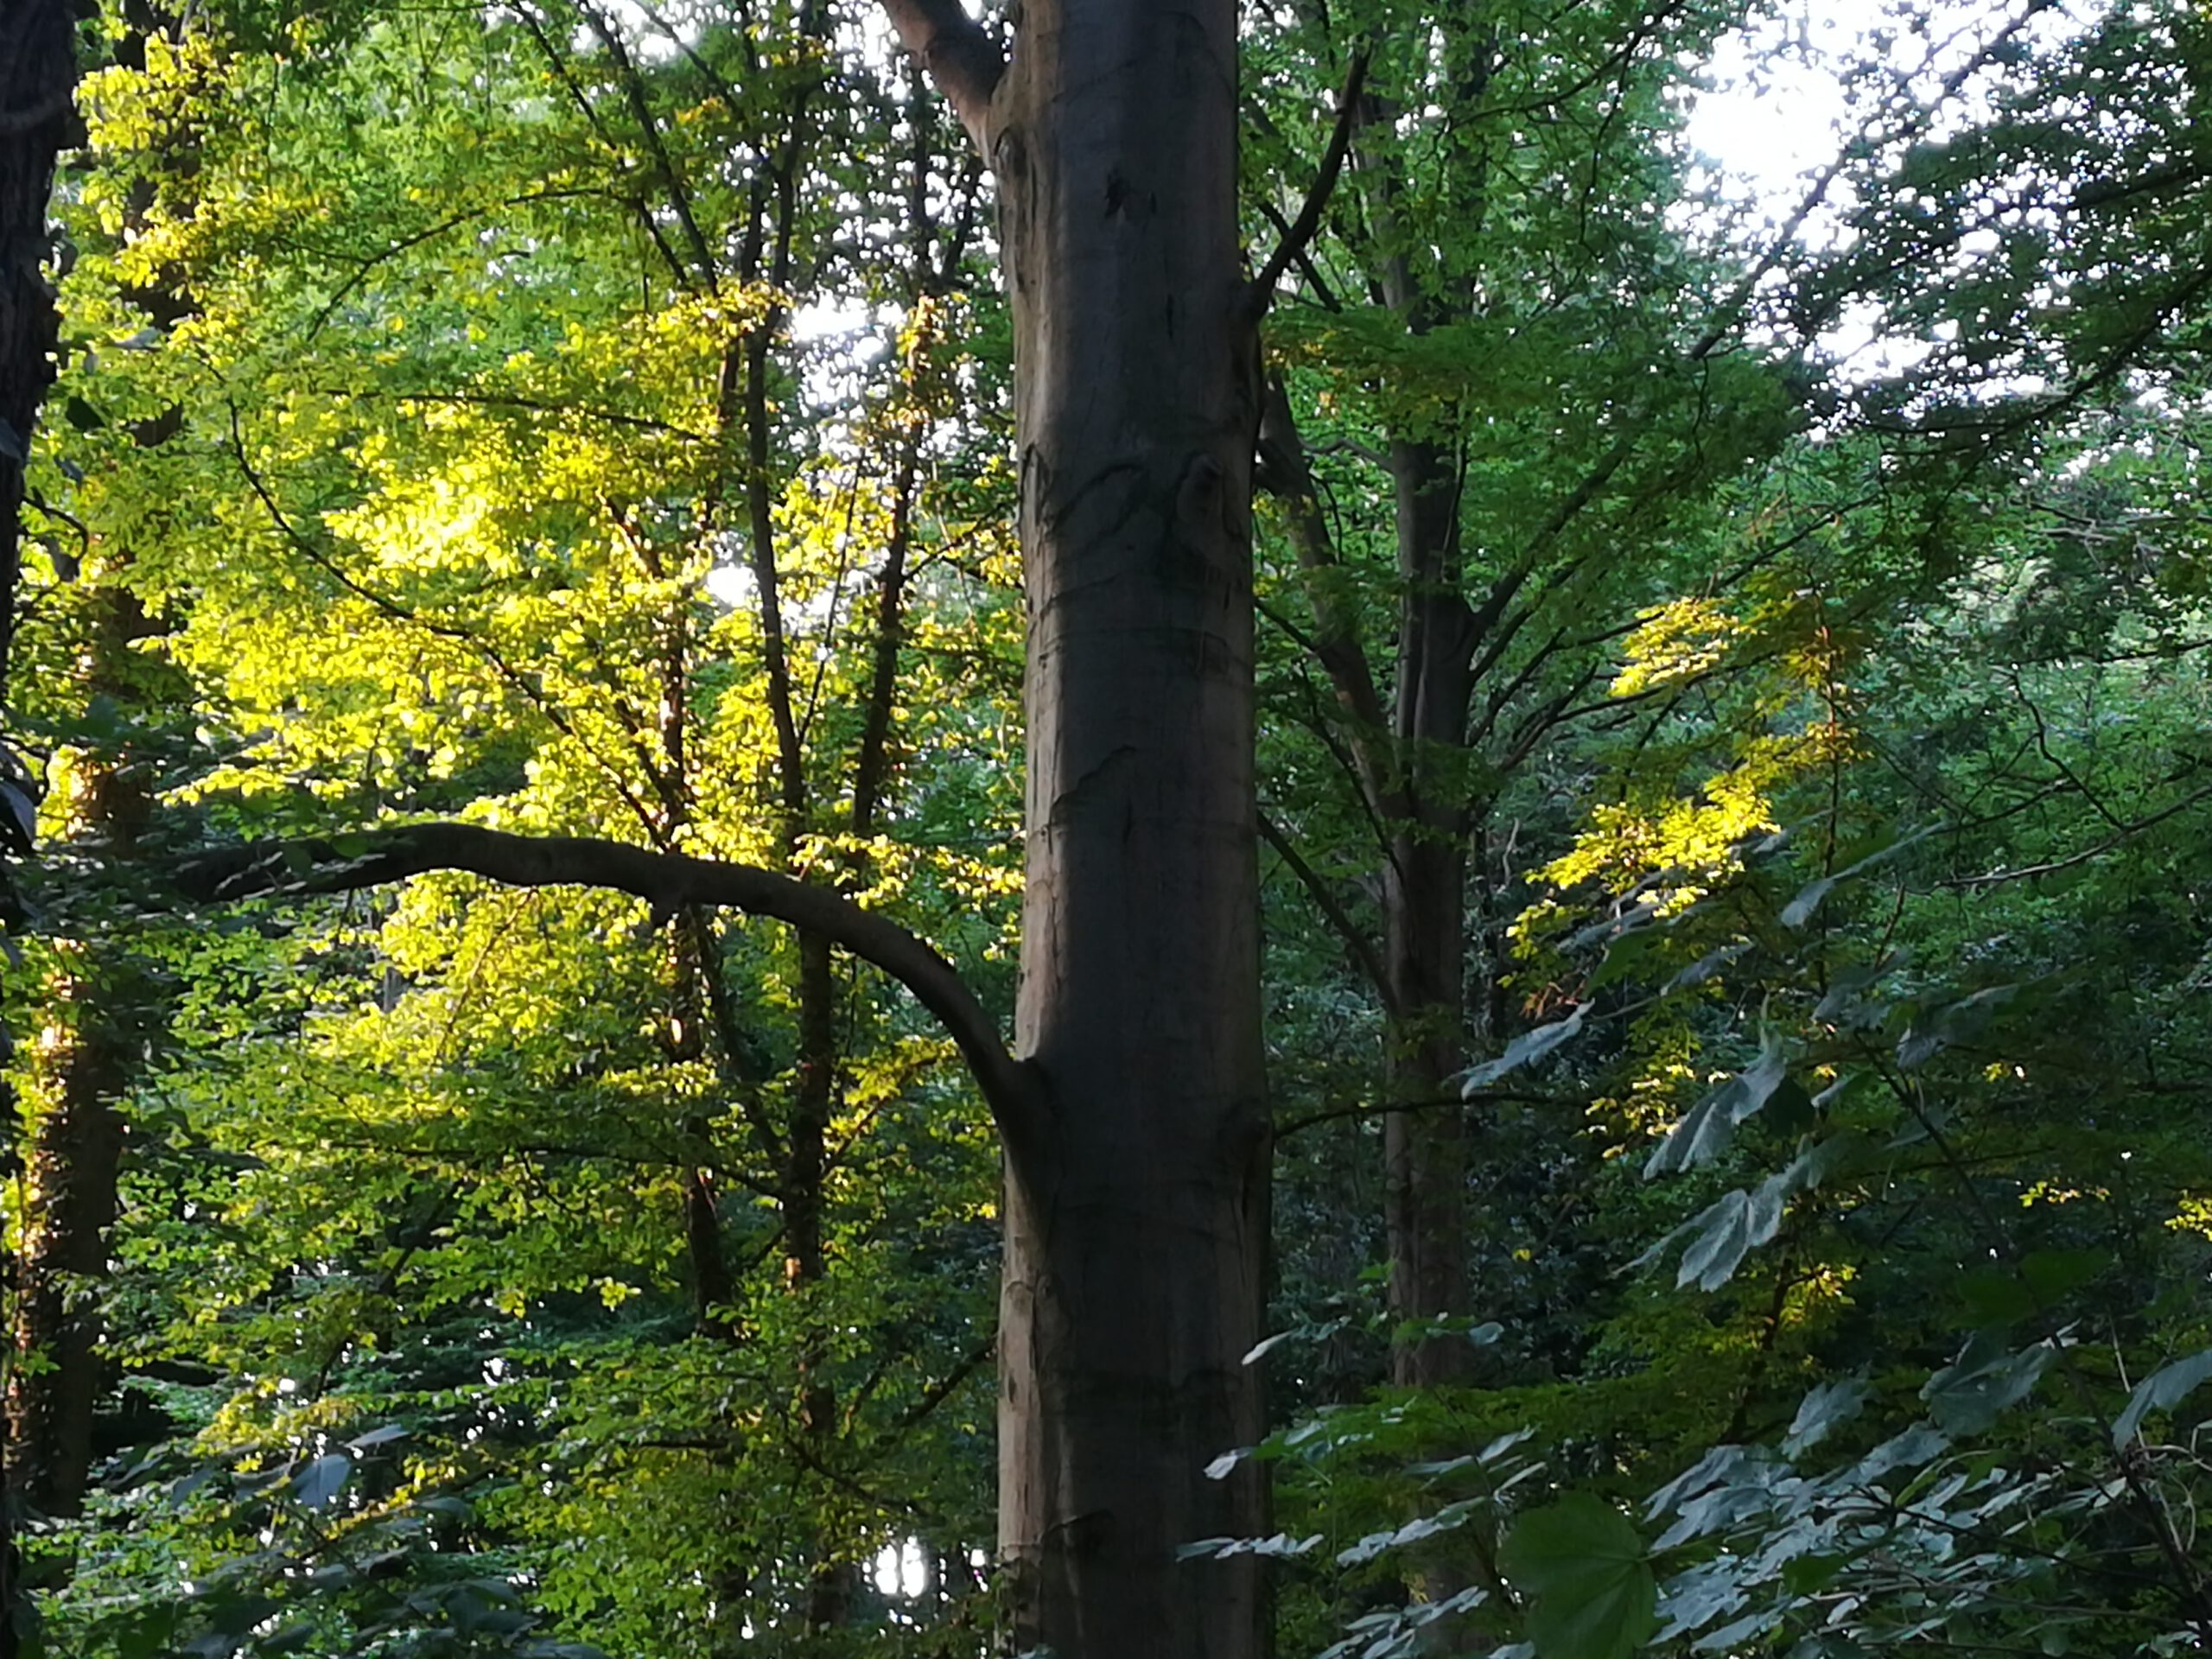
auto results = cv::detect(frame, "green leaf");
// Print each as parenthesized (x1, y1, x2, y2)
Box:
(2113, 1347, 2212, 1449)
(1923, 1332, 2052, 1434)
(1336, 1500, 1480, 1566)
(292, 1452, 352, 1510)
(1500, 1493, 1657, 1659)
(1782, 828, 1936, 927)
(113, 1607, 176, 1659)
(1896, 985, 2015, 1071)
(2020, 1248, 2105, 1304)
(1177, 1531, 1324, 1560)
(1958, 1270, 2037, 1328)
(1783, 1377, 1870, 1455)
(1662, 940, 1750, 995)
(1673, 1184, 1785, 1291)
(1781, 1553, 1850, 1596)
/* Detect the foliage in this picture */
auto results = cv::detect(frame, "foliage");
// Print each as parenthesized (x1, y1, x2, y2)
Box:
(6, 0, 2212, 1653)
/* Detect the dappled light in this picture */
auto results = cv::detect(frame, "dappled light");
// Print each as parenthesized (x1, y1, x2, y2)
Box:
(2, 0, 2209, 1656)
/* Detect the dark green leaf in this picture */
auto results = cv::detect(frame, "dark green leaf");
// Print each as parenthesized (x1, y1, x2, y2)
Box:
(1645, 1036, 1792, 1177)
(1462, 1006, 1586, 1094)
(1923, 1332, 2052, 1434)
(1500, 1493, 1657, 1659)
(292, 1452, 351, 1510)
(2113, 1347, 2212, 1448)
(1784, 1378, 1870, 1455)
(1897, 985, 2015, 1070)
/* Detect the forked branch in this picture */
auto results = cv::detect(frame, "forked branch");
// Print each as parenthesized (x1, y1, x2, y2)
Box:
(178, 824, 1038, 1135)
(1249, 48, 1370, 318)
(877, 0, 1003, 152)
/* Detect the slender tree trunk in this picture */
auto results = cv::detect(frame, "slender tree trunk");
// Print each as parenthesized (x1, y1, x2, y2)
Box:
(784, 929, 853, 1639)
(988, 3, 1271, 1650)
(0, 20, 84, 1638)
(1380, 439, 1476, 1390)
(0, 0, 73, 1612)
(7, 588, 162, 1522)
(8, 988, 127, 1520)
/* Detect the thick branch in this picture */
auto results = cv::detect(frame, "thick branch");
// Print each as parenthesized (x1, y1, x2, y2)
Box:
(177, 825, 1038, 1136)
(878, 0, 1003, 153)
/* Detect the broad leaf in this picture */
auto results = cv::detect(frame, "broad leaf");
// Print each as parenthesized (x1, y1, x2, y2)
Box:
(1645, 1036, 1792, 1177)
(1783, 1378, 1870, 1455)
(1923, 1332, 2053, 1434)
(2113, 1348, 2212, 1449)
(1781, 828, 1935, 927)
(1500, 1493, 1657, 1659)
(1896, 984, 2015, 1070)
(1462, 1006, 1586, 1094)
(291, 1452, 352, 1510)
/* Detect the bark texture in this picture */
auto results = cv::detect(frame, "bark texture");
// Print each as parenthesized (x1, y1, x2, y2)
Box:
(988, 1, 1271, 1650)
(0, 0, 73, 690)
(882, 0, 1273, 1645)
(9, 588, 166, 1523)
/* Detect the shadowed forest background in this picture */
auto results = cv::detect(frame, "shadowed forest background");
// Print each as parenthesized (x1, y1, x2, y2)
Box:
(3, 0, 2212, 1654)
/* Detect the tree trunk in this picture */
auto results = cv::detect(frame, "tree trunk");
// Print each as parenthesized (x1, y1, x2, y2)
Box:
(988, 2, 1271, 1651)
(0, 0, 73, 693)
(0, 16, 79, 1637)
(1380, 439, 1476, 1390)
(8, 992, 127, 1520)
(7, 589, 162, 1522)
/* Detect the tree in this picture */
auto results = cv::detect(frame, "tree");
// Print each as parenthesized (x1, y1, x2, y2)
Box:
(12, 1, 2212, 1656)
(875, 3, 1273, 1650)
(179, 0, 1275, 1642)
(36, 6, 1012, 1649)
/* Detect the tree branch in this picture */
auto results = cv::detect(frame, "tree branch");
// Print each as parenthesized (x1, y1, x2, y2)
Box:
(1256, 375, 1390, 815)
(176, 824, 1039, 1138)
(878, 0, 1003, 154)
(1249, 48, 1369, 318)
(1257, 809, 1394, 1016)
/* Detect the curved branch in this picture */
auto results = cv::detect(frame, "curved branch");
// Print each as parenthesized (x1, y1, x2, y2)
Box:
(176, 823, 1039, 1138)
(878, 0, 1003, 154)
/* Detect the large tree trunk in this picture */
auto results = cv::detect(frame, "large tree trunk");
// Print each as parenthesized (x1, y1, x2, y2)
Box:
(988, 2, 1271, 1651)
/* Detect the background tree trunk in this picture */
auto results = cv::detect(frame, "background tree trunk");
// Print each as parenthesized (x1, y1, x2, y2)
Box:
(1, 6, 78, 1639)
(1380, 438, 1476, 1391)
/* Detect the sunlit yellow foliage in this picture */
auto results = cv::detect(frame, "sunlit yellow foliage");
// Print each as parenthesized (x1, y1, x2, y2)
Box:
(1610, 596, 1749, 698)
(1592, 1001, 1705, 1145)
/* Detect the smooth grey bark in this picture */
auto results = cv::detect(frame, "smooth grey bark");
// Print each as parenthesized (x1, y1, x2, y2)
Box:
(883, 0, 1273, 1647)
